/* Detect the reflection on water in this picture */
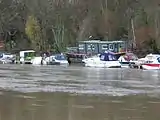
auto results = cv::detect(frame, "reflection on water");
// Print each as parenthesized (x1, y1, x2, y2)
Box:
(0, 92, 160, 120)
(0, 64, 160, 120)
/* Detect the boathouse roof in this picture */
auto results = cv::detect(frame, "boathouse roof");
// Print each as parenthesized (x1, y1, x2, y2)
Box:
(78, 40, 125, 44)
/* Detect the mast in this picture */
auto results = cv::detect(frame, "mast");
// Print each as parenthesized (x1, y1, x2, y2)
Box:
(131, 18, 136, 51)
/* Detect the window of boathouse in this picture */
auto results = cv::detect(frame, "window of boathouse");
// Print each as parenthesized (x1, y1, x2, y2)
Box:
(102, 44, 109, 50)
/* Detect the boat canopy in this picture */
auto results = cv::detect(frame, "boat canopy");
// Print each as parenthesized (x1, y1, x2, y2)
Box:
(54, 54, 66, 60)
(100, 51, 117, 61)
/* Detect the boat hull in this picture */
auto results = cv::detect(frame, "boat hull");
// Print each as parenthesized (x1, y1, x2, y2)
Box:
(84, 61, 121, 68)
(120, 62, 138, 68)
(142, 64, 160, 70)
(48, 61, 69, 65)
(119, 62, 130, 68)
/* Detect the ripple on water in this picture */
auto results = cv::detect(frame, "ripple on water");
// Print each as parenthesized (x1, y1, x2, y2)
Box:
(0, 65, 159, 97)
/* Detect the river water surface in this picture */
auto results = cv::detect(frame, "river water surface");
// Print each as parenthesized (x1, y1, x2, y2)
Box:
(0, 64, 160, 120)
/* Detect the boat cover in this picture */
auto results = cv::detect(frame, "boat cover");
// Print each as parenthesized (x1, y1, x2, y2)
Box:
(100, 51, 117, 61)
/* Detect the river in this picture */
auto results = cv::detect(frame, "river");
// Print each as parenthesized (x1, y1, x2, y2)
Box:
(0, 64, 160, 120)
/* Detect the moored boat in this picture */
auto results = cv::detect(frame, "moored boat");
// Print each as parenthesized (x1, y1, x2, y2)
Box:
(31, 53, 69, 65)
(82, 51, 121, 68)
(66, 53, 88, 64)
(19, 50, 36, 64)
(117, 52, 139, 68)
(47, 54, 69, 65)
(0, 52, 15, 64)
(140, 54, 160, 70)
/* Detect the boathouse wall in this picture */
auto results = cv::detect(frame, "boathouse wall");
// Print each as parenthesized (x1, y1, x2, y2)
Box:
(78, 40, 127, 54)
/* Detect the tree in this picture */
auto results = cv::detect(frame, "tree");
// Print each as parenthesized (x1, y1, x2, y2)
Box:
(51, 16, 66, 53)
(1, 0, 160, 53)
(25, 15, 42, 51)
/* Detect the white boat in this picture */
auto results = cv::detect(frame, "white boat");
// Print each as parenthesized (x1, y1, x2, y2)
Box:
(82, 51, 121, 68)
(19, 50, 36, 64)
(118, 52, 139, 68)
(140, 54, 160, 70)
(47, 54, 69, 65)
(138, 54, 160, 64)
(0, 52, 15, 64)
(31, 53, 69, 65)
(31, 57, 47, 65)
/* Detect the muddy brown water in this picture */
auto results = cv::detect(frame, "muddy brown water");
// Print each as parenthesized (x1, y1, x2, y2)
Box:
(0, 64, 160, 120)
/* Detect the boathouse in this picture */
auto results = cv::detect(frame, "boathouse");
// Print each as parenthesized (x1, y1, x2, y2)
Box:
(78, 40, 127, 54)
